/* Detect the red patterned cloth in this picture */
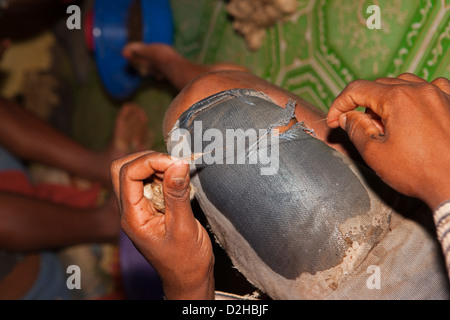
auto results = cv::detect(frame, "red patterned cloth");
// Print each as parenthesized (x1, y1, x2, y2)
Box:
(0, 170, 100, 208)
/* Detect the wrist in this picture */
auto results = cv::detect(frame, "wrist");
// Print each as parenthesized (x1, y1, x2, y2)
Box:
(421, 169, 450, 211)
(426, 191, 450, 213)
(162, 263, 215, 300)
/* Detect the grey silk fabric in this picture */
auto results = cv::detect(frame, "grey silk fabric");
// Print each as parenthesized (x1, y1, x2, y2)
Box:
(166, 89, 450, 299)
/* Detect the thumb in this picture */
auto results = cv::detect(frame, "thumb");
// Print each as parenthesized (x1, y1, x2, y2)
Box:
(162, 160, 194, 228)
(340, 110, 385, 155)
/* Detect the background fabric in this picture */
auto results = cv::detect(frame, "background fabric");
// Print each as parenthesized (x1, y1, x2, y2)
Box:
(173, 0, 449, 111)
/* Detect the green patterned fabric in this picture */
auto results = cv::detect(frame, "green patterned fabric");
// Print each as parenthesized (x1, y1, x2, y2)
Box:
(71, 0, 449, 152)
(172, 0, 449, 112)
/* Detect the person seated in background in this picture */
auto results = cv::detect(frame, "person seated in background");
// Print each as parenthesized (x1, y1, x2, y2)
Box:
(0, 39, 150, 299)
(111, 42, 450, 300)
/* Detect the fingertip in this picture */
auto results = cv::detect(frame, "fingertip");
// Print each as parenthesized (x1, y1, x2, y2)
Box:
(169, 160, 190, 184)
(326, 105, 344, 128)
(338, 115, 347, 131)
(122, 47, 132, 59)
(325, 112, 342, 128)
(175, 159, 189, 166)
(122, 42, 141, 58)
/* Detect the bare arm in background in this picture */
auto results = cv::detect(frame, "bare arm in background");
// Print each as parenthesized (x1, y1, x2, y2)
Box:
(0, 39, 149, 251)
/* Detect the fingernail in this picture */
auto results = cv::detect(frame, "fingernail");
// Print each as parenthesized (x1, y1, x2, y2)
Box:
(339, 115, 347, 130)
(171, 160, 189, 182)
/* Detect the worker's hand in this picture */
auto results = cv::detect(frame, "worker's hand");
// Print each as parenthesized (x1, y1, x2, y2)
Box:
(327, 73, 450, 210)
(110, 151, 215, 300)
(122, 42, 170, 79)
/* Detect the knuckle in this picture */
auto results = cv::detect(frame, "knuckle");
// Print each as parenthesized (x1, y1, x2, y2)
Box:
(398, 72, 414, 78)
(165, 183, 190, 201)
(346, 115, 362, 140)
(374, 76, 392, 83)
(119, 162, 130, 181)
(416, 82, 442, 97)
(345, 79, 365, 91)
(388, 83, 424, 99)
(153, 151, 171, 162)
(338, 80, 368, 104)
(432, 77, 450, 87)
(110, 159, 122, 177)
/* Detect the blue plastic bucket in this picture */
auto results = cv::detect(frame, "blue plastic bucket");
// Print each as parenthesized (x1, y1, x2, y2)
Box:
(92, 0, 174, 100)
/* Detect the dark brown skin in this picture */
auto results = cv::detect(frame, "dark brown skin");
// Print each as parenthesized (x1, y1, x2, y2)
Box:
(116, 43, 450, 299)
(114, 43, 371, 300)
(327, 73, 450, 210)
(111, 152, 215, 300)
(0, 38, 149, 298)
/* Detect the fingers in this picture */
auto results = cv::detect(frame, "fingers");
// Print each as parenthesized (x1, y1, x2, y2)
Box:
(110, 151, 154, 200)
(431, 77, 450, 95)
(375, 74, 449, 94)
(328, 74, 449, 130)
(327, 80, 388, 128)
(111, 151, 195, 237)
(339, 110, 384, 153)
(111, 152, 177, 214)
(365, 108, 385, 135)
(120, 153, 177, 207)
(122, 42, 146, 59)
(374, 73, 426, 86)
(397, 73, 427, 83)
(122, 42, 154, 75)
(396, 73, 450, 96)
(374, 77, 406, 85)
(123, 42, 160, 66)
(162, 160, 195, 229)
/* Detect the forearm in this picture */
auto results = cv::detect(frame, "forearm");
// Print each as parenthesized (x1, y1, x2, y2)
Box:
(433, 200, 450, 280)
(0, 192, 108, 251)
(0, 98, 104, 182)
